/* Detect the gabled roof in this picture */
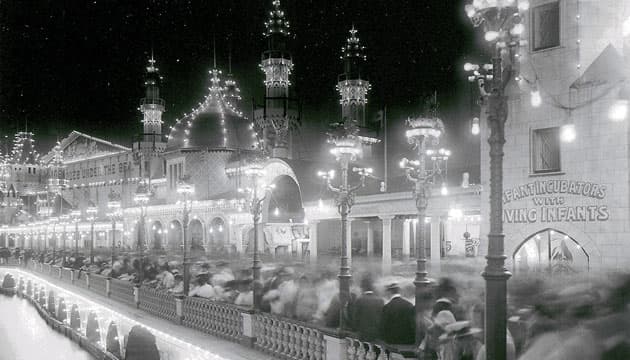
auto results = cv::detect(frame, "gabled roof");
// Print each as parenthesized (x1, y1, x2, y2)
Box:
(571, 44, 627, 89)
(40, 130, 130, 164)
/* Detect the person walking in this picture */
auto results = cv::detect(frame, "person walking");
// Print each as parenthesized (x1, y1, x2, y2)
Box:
(350, 275, 384, 342)
(381, 283, 416, 345)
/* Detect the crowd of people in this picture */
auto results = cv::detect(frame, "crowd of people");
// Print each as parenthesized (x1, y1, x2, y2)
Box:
(15, 247, 630, 359)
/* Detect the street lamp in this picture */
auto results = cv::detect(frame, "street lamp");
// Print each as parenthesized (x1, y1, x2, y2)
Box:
(176, 176, 194, 295)
(86, 202, 98, 264)
(237, 161, 275, 310)
(319, 117, 378, 331)
(464, 1, 528, 359)
(107, 191, 122, 266)
(400, 115, 450, 345)
(71, 209, 81, 259)
(134, 182, 152, 283)
(59, 214, 70, 265)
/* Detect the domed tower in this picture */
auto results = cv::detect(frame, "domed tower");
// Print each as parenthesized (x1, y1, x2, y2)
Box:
(164, 59, 257, 201)
(133, 55, 166, 180)
(4, 132, 44, 199)
(254, 0, 300, 159)
(337, 26, 370, 127)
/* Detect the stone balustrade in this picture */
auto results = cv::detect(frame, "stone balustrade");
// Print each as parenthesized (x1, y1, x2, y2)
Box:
(253, 312, 326, 360)
(109, 278, 136, 307)
(346, 338, 388, 360)
(182, 296, 244, 341)
(138, 286, 179, 322)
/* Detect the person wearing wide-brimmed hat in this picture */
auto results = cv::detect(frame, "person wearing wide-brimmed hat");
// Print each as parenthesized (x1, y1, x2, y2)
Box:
(381, 283, 415, 345)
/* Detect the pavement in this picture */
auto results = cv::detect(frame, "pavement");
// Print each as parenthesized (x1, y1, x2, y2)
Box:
(18, 269, 275, 360)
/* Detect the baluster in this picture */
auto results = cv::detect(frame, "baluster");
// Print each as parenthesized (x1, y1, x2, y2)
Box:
(289, 324, 298, 359)
(347, 338, 358, 360)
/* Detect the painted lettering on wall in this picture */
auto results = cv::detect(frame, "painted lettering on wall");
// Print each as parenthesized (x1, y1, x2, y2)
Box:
(502, 180, 609, 223)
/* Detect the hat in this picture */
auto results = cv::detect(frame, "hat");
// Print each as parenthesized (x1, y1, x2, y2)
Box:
(386, 283, 400, 291)
(440, 321, 483, 342)
(436, 298, 453, 305)
(171, 269, 180, 275)
(434, 310, 456, 329)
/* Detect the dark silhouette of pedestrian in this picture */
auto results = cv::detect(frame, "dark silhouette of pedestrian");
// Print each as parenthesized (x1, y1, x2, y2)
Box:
(381, 283, 416, 345)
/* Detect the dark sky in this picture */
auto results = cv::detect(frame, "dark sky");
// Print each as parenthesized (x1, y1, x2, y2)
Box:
(0, 0, 482, 177)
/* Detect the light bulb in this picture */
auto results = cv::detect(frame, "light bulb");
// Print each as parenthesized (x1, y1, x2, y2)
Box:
(530, 89, 542, 107)
(609, 99, 629, 121)
(624, 17, 630, 37)
(440, 183, 448, 196)
(274, 207, 280, 216)
(471, 117, 480, 135)
(560, 124, 576, 143)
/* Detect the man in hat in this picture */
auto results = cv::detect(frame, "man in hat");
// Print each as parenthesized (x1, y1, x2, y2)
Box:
(350, 274, 384, 342)
(381, 283, 415, 345)
(189, 272, 216, 299)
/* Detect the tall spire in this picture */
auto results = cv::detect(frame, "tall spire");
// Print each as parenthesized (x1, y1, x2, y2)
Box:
(337, 26, 371, 127)
(213, 34, 217, 69)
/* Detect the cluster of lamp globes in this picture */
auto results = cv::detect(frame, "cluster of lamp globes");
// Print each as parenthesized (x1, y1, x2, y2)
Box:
(465, 14, 630, 145)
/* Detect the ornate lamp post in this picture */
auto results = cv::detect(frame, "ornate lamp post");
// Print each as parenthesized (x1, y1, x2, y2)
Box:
(49, 216, 59, 264)
(71, 209, 81, 258)
(107, 191, 122, 266)
(464, 1, 528, 359)
(134, 182, 152, 283)
(176, 176, 194, 295)
(59, 214, 70, 265)
(400, 115, 450, 345)
(319, 118, 377, 332)
(237, 161, 275, 310)
(86, 202, 98, 264)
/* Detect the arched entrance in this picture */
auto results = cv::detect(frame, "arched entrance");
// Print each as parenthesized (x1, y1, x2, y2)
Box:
(513, 228, 589, 274)
(266, 175, 304, 223)
(167, 220, 183, 252)
(189, 219, 205, 253)
(150, 221, 164, 250)
(208, 217, 226, 254)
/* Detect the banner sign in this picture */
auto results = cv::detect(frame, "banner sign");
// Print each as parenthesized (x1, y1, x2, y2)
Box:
(502, 180, 609, 223)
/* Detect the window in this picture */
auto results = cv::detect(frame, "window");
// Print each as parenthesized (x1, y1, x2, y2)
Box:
(532, 1, 560, 51)
(531, 127, 561, 173)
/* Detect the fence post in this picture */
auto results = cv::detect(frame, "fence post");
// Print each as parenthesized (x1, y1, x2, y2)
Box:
(86, 273, 90, 288)
(240, 310, 255, 347)
(175, 296, 184, 325)
(324, 334, 348, 360)
(106, 277, 111, 297)
(70, 269, 75, 284)
(133, 286, 140, 308)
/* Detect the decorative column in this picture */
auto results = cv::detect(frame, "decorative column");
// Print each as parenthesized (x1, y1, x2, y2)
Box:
(430, 217, 441, 274)
(308, 220, 319, 262)
(402, 219, 411, 260)
(380, 216, 393, 275)
(346, 218, 353, 265)
(366, 221, 373, 257)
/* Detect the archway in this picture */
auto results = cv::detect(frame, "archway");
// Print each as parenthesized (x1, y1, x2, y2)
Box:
(189, 219, 205, 254)
(150, 221, 164, 250)
(266, 175, 304, 223)
(513, 228, 589, 274)
(166, 220, 183, 252)
(208, 217, 226, 254)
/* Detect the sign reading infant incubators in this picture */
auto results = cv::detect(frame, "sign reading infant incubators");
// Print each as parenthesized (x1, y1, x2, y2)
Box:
(502, 180, 609, 223)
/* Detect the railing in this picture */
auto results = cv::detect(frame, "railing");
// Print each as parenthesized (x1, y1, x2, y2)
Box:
(73, 270, 88, 289)
(88, 273, 108, 296)
(182, 296, 243, 341)
(138, 286, 178, 322)
(253, 313, 326, 360)
(61, 267, 73, 283)
(43, 263, 52, 274)
(109, 278, 136, 307)
(346, 338, 388, 360)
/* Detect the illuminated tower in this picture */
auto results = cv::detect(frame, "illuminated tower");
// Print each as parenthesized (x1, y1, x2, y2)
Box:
(337, 26, 370, 127)
(254, 0, 300, 159)
(134, 55, 166, 179)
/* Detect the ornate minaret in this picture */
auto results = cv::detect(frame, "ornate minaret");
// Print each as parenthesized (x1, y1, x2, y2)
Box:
(254, 0, 299, 159)
(134, 54, 166, 179)
(337, 26, 370, 127)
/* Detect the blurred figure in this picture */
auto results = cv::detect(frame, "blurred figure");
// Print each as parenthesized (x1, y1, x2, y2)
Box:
(381, 283, 415, 345)
(294, 275, 318, 322)
(157, 266, 174, 290)
(350, 274, 384, 342)
(439, 321, 483, 360)
(169, 274, 184, 295)
(189, 273, 216, 299)
(421, 310, 456, 360)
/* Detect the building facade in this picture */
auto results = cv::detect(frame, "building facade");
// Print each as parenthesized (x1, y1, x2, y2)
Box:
(479, 0, 630, 272)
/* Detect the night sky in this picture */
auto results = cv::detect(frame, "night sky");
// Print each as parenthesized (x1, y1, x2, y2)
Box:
(0, 0, 483, 176)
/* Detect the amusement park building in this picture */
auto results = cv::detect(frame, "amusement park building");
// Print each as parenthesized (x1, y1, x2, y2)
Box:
(0, 1, 484, 273)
